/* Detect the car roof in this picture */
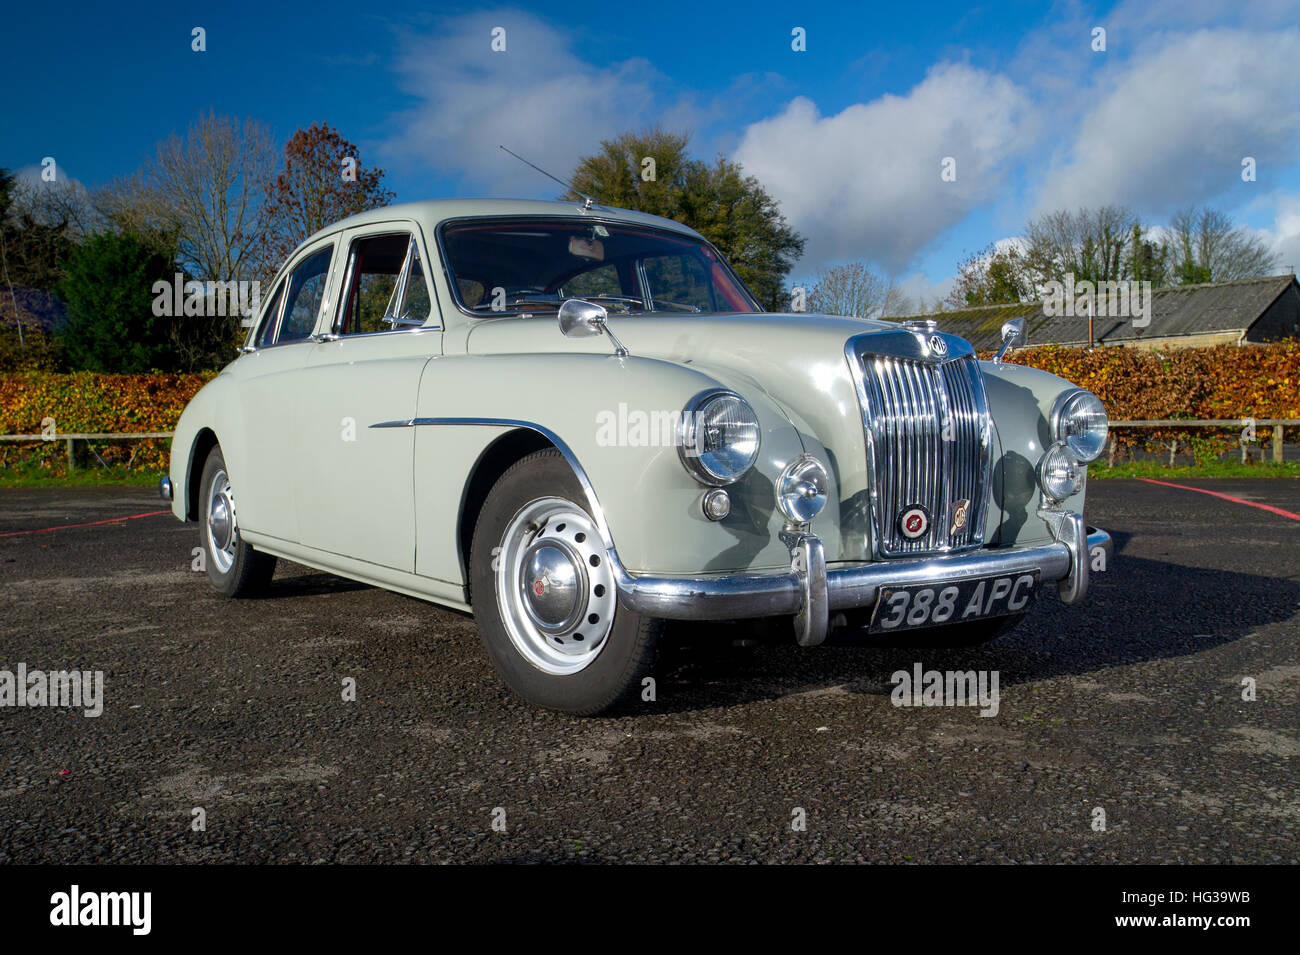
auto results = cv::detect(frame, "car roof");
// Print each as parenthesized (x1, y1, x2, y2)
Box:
(303, 198, 706, 247)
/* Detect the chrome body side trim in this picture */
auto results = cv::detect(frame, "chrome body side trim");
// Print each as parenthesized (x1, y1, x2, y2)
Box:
(368, 416, 617, 552)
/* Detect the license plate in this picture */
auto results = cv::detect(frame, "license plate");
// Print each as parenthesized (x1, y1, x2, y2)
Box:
(869, 571, 1040, 634)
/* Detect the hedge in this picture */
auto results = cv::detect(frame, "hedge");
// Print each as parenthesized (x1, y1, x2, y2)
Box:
(1, 342, 1297, 473)
(0, 371, 214, 473)
(997, 342, 1300, 462)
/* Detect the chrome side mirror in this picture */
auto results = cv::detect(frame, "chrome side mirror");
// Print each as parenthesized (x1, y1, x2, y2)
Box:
(558, 298, 628, 357)
(558, 298, 607, 337)
(994, 317, 1027, 364)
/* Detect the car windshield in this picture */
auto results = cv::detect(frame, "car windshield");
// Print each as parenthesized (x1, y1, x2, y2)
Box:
(439, 216, 762, 315)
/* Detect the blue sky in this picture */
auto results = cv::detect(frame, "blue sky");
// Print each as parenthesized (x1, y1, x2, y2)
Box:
(5, 0, 1300, 304)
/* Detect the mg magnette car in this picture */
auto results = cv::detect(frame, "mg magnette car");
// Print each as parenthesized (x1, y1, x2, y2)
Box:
(162, 198, 1111, 714)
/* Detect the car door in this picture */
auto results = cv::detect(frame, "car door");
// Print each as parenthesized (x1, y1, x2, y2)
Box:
(293, 222, 442, 572)
(233, 237, 340, 544)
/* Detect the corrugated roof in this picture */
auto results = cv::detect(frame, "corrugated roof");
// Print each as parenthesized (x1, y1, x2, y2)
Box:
(886, 273, 1298, 349)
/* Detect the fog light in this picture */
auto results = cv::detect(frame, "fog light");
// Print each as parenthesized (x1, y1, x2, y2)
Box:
(702, 488, 731, 521)
(1039, 442, 1085, 503)
(776, 454, 828, 524)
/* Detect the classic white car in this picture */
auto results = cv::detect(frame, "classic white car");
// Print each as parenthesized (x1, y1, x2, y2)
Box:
(162, 199, 1111, 714)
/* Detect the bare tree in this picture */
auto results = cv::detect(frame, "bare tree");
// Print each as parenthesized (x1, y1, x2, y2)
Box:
(1168, 206, 1279, 283)
(99, 112, 279, 283)
(807, 262, 900, 318)
(9, 175, 101, 239)
(1023, 205, 1138, 291)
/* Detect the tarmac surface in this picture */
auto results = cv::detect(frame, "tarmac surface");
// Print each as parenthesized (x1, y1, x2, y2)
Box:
(1, 479, 1297, 863)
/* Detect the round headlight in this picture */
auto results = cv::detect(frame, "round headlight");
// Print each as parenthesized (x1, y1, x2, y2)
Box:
(776, 454, 829, 524)
(1039, 442, 1085, 502)
(678, 390, 761, 485)
(1054, 390, 1108, 463)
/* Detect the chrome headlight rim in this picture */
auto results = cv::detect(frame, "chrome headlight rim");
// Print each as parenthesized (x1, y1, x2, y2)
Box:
(776, 453, 829, 525)
(1038, 440, 1086, 504)
(677, 388, 762, 486)
(1051, 388, 1109, 464)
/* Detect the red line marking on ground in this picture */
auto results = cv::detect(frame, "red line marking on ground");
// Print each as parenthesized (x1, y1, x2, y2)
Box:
(0, 509, 172, 538)
(1138, 478, 1300, 522)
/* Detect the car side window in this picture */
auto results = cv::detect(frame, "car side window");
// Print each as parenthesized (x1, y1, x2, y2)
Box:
(337, 233, 431, 334)
(254, 279, 286, 347)
(277, 247, 333, 343)
(404, 244, 431, 323)
(643, 253, 713, 311)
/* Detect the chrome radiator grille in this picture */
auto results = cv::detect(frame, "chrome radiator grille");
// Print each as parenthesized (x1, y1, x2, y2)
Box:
(853, 350, 992, 557)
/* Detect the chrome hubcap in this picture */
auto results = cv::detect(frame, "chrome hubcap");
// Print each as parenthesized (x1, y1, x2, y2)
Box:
(205, 470, 238, 574)
(496, 497, 617, 675)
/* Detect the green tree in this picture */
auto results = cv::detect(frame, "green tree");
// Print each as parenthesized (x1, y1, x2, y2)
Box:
(944, 242, 1032, 308)
(1128, 223, 1169, 287)
(57, 232, 176, 372)
(566, 130, 805, 310)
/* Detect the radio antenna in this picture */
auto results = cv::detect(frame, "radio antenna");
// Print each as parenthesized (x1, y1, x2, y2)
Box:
(499, 145, 596, 210)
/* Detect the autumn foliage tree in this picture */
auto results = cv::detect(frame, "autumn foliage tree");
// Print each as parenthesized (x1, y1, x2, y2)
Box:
(263, 123, 395, 271)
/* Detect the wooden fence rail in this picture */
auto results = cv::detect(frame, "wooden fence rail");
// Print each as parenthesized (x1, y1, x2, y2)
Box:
(0, 432, 173, 470)
(1108, 419, 1298, 464)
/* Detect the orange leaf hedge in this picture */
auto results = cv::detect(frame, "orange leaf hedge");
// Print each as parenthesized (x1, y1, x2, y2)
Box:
(997, 342, 1300, 459)
(1, 343, 1297, 473)
(0, 371, 214, 473)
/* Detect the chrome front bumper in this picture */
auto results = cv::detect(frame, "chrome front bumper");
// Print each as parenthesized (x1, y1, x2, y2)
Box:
(614, 513, 1110, 647)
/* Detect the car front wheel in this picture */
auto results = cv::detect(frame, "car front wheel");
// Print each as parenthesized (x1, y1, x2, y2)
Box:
(198, 445, 276, 597)
(470, 449, 661, 715)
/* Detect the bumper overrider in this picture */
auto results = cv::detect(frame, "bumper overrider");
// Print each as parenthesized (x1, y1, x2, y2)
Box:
(613, 513, 1110, 647)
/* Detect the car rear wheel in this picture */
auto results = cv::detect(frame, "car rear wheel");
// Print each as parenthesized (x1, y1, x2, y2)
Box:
(199, 445, 276, 597)
(470, 449, 661, 714)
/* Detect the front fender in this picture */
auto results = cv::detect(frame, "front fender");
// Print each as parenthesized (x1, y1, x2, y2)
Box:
(980, 360, 1088, 546)
(168, 369, 243, 523)
(410, 353, 816, 581)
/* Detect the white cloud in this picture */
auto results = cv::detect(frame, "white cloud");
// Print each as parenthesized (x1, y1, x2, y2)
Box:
(384, 11, 694, 195)
(1031, 28, 1300, 214)
(1262, 194, 1300, 274)
(733, 63, 1037, 273)
(889, 271, 957, 314)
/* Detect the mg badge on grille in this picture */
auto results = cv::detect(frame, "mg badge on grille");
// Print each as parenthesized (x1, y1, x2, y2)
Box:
(928, 334, 948, 357)
(950, 498, 971, 535)
(898, 505, 930, 540)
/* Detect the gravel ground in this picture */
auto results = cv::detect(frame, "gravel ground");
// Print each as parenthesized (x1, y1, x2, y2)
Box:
(1, 479, 1297, 864)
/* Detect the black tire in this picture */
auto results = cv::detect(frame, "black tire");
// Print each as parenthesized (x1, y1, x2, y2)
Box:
(198, 445, 276, 597)
(470, 449, 661, 715)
